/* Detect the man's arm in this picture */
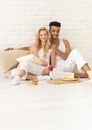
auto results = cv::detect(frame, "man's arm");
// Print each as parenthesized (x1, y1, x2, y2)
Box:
(17, 46, 30, 50)
(5, 46, 31, 51)
(55, 39, 71, 60)
(50, 49, 56, 68)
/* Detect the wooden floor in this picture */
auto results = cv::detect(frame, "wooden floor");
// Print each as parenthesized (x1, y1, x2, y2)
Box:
(0, 77, 92, 130)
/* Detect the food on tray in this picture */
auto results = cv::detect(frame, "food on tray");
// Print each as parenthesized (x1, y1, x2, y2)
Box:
(47, 78, 81, 84)
(61, 77, 79, 81)
(30, 79, 39, 85)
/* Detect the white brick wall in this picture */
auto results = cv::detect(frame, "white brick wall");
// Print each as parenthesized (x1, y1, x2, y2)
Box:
(0, 0, 92, 66)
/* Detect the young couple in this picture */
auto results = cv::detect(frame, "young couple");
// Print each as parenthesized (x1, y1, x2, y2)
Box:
(10, 21, 91, 85)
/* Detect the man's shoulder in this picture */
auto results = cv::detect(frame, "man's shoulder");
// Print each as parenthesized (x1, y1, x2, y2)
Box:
(61, 39, 70, 45)
(62, 38, 68, 42)
(59, 38, 68, 42)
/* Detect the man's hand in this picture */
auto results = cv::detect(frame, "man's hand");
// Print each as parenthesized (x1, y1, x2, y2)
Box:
(51, 44, 58, 50)
(4, 48, 14, 51)
(51, 44, 58, 55)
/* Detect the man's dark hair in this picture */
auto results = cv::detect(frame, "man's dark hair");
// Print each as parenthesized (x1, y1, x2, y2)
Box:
(49, 21, 61, 27)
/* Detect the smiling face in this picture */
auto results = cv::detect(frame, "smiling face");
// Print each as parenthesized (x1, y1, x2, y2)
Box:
(39, 30, 48, 43)
(34, 27, 50, 56)
(49, 25, 60, 40)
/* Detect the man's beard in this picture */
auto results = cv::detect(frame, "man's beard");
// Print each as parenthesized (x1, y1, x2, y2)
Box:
(51, 35, 58, 40)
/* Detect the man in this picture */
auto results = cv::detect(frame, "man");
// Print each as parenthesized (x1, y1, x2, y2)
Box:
(49, 21, 91, 78)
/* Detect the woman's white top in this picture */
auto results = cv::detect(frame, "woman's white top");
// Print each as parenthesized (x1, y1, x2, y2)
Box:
(38, 48, 52, 66)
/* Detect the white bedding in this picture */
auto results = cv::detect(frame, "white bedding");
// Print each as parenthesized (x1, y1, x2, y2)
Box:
(0, 76, 92, 130)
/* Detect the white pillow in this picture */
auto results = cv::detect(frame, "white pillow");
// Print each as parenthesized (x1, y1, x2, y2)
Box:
(0, 50, 28, 73)
(16, 54, 42, 65)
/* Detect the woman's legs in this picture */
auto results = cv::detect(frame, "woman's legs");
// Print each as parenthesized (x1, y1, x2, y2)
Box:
(10, 69, 26, 85)
(26, 73, 49, 80)
(26, 73, 37, 80)
(17, 69, 26, 78)
(10, 61, 30, 85)
(42, 68, 49, 75)
(10, 61, 50, 85)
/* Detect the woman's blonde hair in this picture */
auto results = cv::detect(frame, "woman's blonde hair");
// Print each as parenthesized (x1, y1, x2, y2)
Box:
(34, 27, 50, 57)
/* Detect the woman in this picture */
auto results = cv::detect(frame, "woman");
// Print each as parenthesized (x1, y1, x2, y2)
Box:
(10, 27, 55, 85)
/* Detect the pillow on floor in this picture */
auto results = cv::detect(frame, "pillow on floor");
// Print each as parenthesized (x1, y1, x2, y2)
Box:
(0, 50, 28, 73)
(16, 54, 42, 65)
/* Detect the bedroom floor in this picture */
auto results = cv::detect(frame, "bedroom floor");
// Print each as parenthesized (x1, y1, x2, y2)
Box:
(0, 77, 92, 130)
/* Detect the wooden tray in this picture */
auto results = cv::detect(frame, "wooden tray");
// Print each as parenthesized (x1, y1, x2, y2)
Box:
(47, 79, 82, 84)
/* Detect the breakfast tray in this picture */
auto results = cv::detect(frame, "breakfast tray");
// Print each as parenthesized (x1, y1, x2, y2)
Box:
(47, 78, 82, 84)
